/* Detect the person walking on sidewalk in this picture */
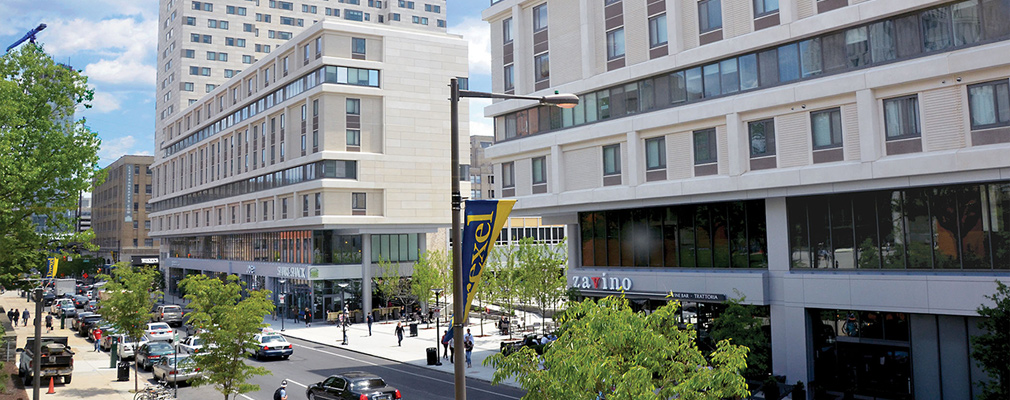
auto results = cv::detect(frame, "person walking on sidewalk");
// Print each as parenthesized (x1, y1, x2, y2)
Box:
(273, 379, 288, 400)
(21, 309, 29, 327)
(441, 330, 449, 359)
(366, 314, 373, 336)
(465, 336, 474, 368)
(394, 322, 404, 346)
(94, 329, 102, 351)
(9, 309, 16, 327)
(305, 308, 312, 327)
(449, 333, 455, 363)
(45, 314, 52, 333)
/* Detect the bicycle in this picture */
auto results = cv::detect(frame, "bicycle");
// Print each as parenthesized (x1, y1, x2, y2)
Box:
(134, 381, 175, 400)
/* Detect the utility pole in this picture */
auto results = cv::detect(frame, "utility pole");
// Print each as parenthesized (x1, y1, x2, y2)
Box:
(31, 288, 43, 400)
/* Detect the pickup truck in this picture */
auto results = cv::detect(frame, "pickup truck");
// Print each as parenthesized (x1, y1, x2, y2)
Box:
(18, 337, 74, 385)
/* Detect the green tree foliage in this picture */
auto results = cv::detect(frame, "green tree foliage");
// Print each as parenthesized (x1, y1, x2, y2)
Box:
(487, 245, 520, 333)
(515, 238, 568, 334)
(98, 263, 161, 392)
(409, 250, 449, 313)
(0, 44, 102, 289)
(972, 280, 1010, 400)
(376, 256, 412, 318)
(181, 274, 275, 400)
(708, 294, 770, 379)
(486, 296, 750, 400)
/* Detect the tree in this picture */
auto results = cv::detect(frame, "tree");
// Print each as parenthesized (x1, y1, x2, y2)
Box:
(708, 294, 770, 379)
(0, 44, 103, 290)
(487, 245, 521, 338)
(98, 263, 161, 392)
(972, 280, 1010, 400)
(182, 274, 275, 400)
(485, 296, 750, 400)
(409, 250, 449, 316)
(376, 257, 412, 321)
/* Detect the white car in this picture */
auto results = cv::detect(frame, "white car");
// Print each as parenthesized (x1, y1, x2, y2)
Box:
(249, 332, 293, 360)
(115, 336, 140, 359)
(176, 336, 216, 355)
(144, 322, 175, 343)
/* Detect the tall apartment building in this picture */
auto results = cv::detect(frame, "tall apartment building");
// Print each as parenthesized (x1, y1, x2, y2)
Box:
(92, 155, 159, 265)
(156, 0, 448, 123)
(149, 19, 469, 322)
(78, 193, 92, 232)
(483, 0, 1010, 398)
(469, 135, 494, 200)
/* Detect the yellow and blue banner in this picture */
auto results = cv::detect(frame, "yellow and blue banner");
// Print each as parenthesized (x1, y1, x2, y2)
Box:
(45, 257, 59, 279)
(446, 199, 515, 342)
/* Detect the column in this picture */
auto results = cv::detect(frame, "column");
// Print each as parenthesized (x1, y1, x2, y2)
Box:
(726, 112, 746, 176)
(625, 131, 640, 187)
(856, 89, 882, 162)
(551, 145, 563, 194)
(361, 233, 372, 317)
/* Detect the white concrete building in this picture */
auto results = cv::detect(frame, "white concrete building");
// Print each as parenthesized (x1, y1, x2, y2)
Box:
(149, 19, 469, 322)
(483, 0, 1010, 398)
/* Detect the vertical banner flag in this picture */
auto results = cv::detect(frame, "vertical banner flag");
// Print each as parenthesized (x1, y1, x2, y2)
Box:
(45, 257, 59, 280)
(445, 199, 515, 342)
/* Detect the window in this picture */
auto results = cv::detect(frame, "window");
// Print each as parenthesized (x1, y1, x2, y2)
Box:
(602, 144, 621, 175)
(699, 0, 722, 33)
(533, 4, 548, 31)
(749, 119, 776, 157)
(183, 49, 194, 58)
(811, 108, 843, 149)
(532, 157, 547, 184)
(243, 55, 253, 64)
(645, 137, 666, 170)
(346, 98, 361, 115)
(694, 128, 717, 164)
(753, 0, 779, 17)
(352, 193, 366, 210)
(502, 162, 515, 188)
(503, 18, 513, 43)
(185, 17, 196, 25)
(352, 37, 366, 55)
(346, 129, 360, 146)
(534, 53, 549, 82)
(183, 82, 194, 92)
(207, 51, 217, 61)
(314, 193, 322, 216)
(282, 198, 289, 218)
(346, 10, 364, 21)
(968, 79, 1010, 130)
(649, 14, 668, 48)
(883, 95, 921, 139)
(503, 65, 514, 91)
(302, 195, 309, 217)
(606, 28, 625, 60)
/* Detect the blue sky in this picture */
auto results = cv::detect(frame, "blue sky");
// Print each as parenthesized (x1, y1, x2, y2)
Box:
(0, 0, 494, 168)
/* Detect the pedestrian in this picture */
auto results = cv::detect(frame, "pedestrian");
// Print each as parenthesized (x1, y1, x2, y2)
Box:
(465, 336, 474, 368)
(45, 314, 53, 333)
(463, 328, 473, 346)
(22, 309, 29, 327)
(298, 308, 305, 324)
(6, 309, 13, 324)
(441, 330, 449, 358)
(305, 308, 312, 327)
(94, 329, 102, 351)
(394, 322, 404, 347)
(12, 309, 18, 327)
(273, 379, 288, 400)
(366, 314, 373, 336)
(449, 333, 455, 363)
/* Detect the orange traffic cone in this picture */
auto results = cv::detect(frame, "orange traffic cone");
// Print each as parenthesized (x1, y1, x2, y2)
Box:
(47, 377, 54, 394)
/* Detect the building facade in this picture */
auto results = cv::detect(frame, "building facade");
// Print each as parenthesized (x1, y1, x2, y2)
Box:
(469, 135, 495, 200)
(149, 20, 469, 322)
(92, 155, 159, 265)
(156, 0, 448, 123)
(483, 0, 1010, 398)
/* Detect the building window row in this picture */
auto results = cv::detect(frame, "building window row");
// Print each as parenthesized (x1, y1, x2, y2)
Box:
(168, 230, 312, 263)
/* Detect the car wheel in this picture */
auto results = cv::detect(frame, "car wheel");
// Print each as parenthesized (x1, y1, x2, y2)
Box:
(307, 392, 315, 400)
(63, 375, 71, 384)
(282, 355, 289, 360)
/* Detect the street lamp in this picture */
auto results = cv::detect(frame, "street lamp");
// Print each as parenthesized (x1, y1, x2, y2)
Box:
(337, 282, 349, 345)
(431, 288, 443, 366)
(278, 279, 287, 332)
(448, 78, 577, 400)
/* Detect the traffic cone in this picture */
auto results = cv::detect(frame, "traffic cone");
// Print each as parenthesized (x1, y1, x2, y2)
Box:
(47, 377, 55, 394)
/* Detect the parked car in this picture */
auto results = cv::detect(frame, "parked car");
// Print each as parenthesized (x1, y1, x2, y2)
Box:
(116, 336, 140, 359)
(42, 291, 56, 306)
(72, 295, 89, 309)
(152, 305, 184, 327)
(99, 331, 123, 352)
(50, 298, 73, 315)
(176, 336, 216, 355)
(58, 304, 77, 319)
(76, 314, 103, 338)
(85, 300, 98, 312)
(152, 354, 202, 384)
(305, 372, 401, 400)
(249, 332, 292, 360)
(144, 322, 175, 343)
(70, 312, 95, 332)
(136, 341, 175, 371)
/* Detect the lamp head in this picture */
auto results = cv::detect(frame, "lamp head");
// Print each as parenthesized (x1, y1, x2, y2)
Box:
(542, 90, 579, 109)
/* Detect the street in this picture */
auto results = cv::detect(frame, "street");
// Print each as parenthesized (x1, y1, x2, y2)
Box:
(149, 336, 526, 400)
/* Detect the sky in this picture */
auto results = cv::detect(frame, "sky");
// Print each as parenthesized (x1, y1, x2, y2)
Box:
(0, 0, 494, 168)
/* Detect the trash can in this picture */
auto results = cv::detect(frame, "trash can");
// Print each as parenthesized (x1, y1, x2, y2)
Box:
(409, 323, 418, 337)
(426, 347, 439, 365)
(117, 361, 130, 381)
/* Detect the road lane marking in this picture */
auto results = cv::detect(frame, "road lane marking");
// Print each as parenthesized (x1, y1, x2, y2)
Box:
(292, 343, 520, 400)
(286, 379, 307, 388)
(240, 394, 255, 400)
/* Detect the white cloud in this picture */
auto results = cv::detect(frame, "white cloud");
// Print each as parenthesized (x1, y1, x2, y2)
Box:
(449, 17, 492, 76)
(90, 91, 122, 113)
(84, 59, 157, 87)
(40, 17, 158, 87)
(98, 135, 138, 163)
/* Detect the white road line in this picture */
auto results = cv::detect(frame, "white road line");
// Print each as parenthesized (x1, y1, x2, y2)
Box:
(292, 343, 520, 400)
(285, 379, 307, 388)
(240, 394, 255, 400)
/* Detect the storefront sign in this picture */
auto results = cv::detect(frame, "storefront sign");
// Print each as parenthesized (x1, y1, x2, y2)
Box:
(277, 266, 306, 279)
(140, 257, 159, 264)
(571, 274, 633, 291)
(668, 292, 727, 302)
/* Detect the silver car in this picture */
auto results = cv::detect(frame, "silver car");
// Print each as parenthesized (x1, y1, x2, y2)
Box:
(144, 322, 175, 343)
(116, 336, 140, 359)
(152, 354, 202, 384)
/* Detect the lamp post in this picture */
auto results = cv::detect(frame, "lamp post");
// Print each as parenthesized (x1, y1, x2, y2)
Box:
(338, 282, 349, 345)
(432, 288, 443, 366)
(278, 279, 287, 332)
(448, 78, 577, 400)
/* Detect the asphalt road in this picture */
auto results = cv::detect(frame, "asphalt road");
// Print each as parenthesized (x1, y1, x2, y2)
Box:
(137, 336, 526, 400)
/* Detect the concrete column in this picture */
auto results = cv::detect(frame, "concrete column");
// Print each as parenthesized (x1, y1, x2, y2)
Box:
(856, 89, 882, 162)
(361, 233, 372, 316)
(513, 4, 529, 93)
(626, 131, 640, 187)
(765, 197, 789, 272)
(725, 112, 746, 176)
(551, 145, 563, 194)
(770, 304, 812, 393)
(778, 0, 797, 24)
(667, 0, 685, 54)
(567, 223, 580, 271)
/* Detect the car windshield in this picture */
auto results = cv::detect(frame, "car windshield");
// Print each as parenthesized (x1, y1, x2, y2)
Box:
(350, 379, 387, 390)
(168, 356, 193, 366)
(162, 306, 181, 312)
(148, 323, 170, 331)
(261, 335, 286, 343)
(149, 343, 174, 353)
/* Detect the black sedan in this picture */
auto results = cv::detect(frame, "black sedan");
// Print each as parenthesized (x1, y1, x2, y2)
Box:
(306, 372, 401, 400)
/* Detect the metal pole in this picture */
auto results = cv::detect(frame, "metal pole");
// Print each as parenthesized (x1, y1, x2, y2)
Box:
(449, 77, 466, 400)
(32, 288, 43, 400)
(340, 290, 347, 345)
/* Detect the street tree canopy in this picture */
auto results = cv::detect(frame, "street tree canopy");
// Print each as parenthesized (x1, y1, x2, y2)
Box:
(485, 296, 750, 400)
(98, 263, 161, 392)
(0, 44, 102, 287)
(972, 280, 1010, 400)
(182, 274, 275, 400)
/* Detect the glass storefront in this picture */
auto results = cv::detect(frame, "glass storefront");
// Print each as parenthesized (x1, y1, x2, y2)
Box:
(169, 231, 421, 265)
(812, 309, 912, 399)
(788, 182, 1010, 270)
(579, 200, 767, 268)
